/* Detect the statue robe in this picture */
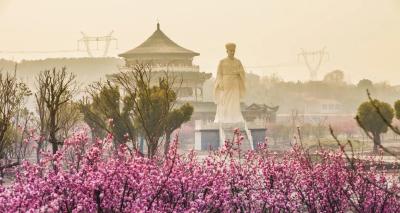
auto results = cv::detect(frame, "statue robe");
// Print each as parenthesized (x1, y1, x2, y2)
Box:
(214, 57, 246, 123)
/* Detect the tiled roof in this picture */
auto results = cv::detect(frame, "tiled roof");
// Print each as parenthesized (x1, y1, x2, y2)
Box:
(119, 23, 199, 57)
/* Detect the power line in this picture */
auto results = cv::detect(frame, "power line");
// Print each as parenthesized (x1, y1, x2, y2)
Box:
(199, 62, 301, 70)
(0, 49, 82, 54)
(0, 31, 118, 57)
(0, 49, 303, 71)
(245, 62, 301, 69)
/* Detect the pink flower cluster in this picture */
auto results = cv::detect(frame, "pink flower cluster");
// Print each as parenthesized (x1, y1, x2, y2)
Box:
(0, 131, 399, 212)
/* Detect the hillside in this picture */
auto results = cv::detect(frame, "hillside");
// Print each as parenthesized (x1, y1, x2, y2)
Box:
(0, 57, 124, 89)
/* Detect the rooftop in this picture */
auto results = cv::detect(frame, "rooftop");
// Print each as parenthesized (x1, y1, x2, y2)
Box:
(119, 23, 200, 58)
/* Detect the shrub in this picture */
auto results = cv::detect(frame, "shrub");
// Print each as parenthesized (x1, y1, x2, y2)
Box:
(0, 130, 399, 212)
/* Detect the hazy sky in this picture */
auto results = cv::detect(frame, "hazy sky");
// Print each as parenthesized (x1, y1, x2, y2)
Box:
(1, 0, 399, 83)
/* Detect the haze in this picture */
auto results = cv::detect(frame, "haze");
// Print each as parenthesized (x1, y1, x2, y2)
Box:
(0, 0, 399, 83)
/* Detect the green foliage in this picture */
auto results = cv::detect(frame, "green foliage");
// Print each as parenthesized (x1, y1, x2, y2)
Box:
(357, 99, 394, 135)
(80, 81, 135, 145)
(164, 103, 193, 154)
(133, 77, 193, 155)
(165, 103, 193, 135)
(323, 70, 345, 84)
(356, 99, 394, 152)
(113, 65, 194, 157)
(133, 79, 175, 138)
(394, 100, 400, 120)
(357, 79, 373, 89)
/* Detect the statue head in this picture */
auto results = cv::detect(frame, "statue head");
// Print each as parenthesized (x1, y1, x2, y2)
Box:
(225, 43, 236, 59)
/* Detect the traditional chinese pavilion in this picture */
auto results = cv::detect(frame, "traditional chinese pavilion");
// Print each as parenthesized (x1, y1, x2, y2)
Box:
(119, 23, 211, 101)
(118, 23, 278, 127)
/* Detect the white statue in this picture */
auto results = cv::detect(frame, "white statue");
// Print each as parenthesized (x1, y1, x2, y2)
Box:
(214, 43, 246, 123)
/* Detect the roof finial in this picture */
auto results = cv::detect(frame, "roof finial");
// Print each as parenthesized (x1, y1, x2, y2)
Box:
(156, 19, 160, 30)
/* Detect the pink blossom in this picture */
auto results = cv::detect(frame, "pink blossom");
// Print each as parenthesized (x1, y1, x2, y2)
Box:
(0, 130, 399, 212)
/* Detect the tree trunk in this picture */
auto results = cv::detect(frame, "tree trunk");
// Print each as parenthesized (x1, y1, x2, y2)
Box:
(36, 140, 42, 163)
(0, 169, 3, 185)
(36, 129, 46, 163)
(51, 140, 58, 154)
(373, 132, 381, 153)
(147, 140, 155, 159)
(49, 111, 58, 154)
(164, 131, 171, 156)
(0, 126, 8, 154)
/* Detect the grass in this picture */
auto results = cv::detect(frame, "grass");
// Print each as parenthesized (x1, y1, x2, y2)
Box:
(303, 138, 369, 152)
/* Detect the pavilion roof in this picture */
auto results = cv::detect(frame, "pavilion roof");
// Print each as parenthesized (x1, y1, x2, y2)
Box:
(119, 23, 200, 58)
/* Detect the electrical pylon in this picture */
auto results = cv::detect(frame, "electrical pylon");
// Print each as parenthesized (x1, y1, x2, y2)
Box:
(298, 47, 329, 81)
(77, 31, 118, 57)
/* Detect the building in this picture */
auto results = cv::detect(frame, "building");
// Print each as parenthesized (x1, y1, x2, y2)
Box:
(118, 23, 278, 123)
(118, 23, 211, 101)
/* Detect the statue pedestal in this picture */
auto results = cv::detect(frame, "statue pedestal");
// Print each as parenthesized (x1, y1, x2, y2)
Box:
(194, 120, 267, 151)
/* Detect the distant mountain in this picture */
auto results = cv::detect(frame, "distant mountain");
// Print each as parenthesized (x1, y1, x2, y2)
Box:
(0, 57, 124, 89)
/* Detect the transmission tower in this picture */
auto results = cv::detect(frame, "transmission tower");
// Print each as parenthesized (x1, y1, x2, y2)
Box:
(298, 47, 329, 81)
(77, 31, 118, 57)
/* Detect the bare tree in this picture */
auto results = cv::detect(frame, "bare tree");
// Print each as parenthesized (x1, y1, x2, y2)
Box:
(36, 67, 77, 154)
(58, 102, 82, 141)
(8, 108, 34, 164)
(0, 68, 31, 180)
(311, 116, 328, 140)
(34, 84, 48, 162)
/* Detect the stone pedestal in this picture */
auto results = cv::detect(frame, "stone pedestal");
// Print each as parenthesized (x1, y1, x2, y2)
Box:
(194, 120, 267, 151)
(249, 128, 267, 148)
(194, 120, 220, 151)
